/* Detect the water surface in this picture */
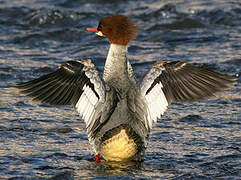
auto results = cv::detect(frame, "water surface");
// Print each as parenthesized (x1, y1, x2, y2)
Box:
(0, 0, 240, 179)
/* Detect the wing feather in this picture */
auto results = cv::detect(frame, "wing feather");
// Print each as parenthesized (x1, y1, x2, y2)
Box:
(141, 60, 237, 127)
(17, 60, 106, 134)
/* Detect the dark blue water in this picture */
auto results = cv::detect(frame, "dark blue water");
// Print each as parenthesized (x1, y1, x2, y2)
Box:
(0, 0, 240, 179)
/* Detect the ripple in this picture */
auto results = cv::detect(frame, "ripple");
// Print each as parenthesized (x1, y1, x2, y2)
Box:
(46, 152, 69, 158)
(162, 18, 205, 30)
(47, 171, 74, 180)
(179, 114, 203, 123)
(0, 6, 32, 26)
(0, 0, 240, 179)
(197, 7, 241, 26)
(33, 67, 55, 73)
(28, 9, 84, 27)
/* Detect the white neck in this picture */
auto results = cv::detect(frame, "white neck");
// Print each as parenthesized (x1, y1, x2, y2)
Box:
(103, 44, 132, 90)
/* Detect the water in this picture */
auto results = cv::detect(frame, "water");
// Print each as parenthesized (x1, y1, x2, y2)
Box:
(0, 0, 241, 179)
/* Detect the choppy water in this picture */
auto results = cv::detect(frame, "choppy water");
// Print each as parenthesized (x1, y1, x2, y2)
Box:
(0, 0, 241, 179)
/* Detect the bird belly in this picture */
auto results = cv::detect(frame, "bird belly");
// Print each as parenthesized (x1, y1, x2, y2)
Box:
(100, 128, 137, 161)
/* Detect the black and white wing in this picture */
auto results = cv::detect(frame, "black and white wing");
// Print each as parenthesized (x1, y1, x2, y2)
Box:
(16, 60, 105, 130)
(140, 60, 237, 126)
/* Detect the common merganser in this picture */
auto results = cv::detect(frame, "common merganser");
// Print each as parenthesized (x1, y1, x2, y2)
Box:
(17, 15, 236, 162)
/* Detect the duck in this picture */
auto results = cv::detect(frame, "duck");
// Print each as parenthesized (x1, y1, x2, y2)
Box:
(16, 15, 237, 162)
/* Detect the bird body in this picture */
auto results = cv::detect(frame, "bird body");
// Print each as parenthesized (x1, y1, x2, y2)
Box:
(17, 15, 237, 162)
(87, 43, 149, 161)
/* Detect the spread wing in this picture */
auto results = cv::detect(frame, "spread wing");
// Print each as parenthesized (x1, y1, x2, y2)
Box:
(16, 60, 106, 130)
(140, 60, 237, 126)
